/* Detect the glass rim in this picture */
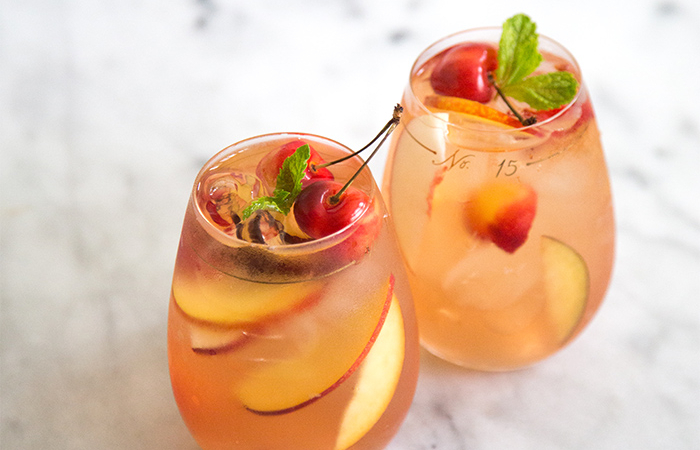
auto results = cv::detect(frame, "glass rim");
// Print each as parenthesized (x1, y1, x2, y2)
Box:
(406, 26, 583, 134)
(190, 132, 379, 254)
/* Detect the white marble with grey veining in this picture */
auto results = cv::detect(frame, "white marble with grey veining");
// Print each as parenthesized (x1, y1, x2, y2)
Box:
(1, 0, 699, 449)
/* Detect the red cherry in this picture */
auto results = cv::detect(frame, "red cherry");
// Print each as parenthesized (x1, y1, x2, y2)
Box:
(430, 43, 498, 104)
(293, 180, 370, 239)
(256, 140, 334, 191)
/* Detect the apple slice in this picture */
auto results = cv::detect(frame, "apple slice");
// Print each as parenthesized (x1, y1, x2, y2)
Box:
(334, 294, 405, 450)
(239, 275, 395, 415)
(172, 271, 322, 326)
(541, 236, 589, 342)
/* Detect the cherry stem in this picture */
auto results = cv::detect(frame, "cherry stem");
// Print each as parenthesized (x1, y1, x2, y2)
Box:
(314, 104, 403, 171)
(488, 73, 537, 126)
(328, 104, 402, 205)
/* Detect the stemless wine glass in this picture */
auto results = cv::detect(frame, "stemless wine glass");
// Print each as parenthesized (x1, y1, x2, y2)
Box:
(168, 132, 419, 449)
(382, 27, 615, 371)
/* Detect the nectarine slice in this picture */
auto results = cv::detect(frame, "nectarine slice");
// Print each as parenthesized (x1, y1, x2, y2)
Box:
(189, 323, 250, 355)
(238, 275, 395, 414)
(172, 275, 322, 326)
(541, 236, 589, 342)
(334, 294, 405, 450)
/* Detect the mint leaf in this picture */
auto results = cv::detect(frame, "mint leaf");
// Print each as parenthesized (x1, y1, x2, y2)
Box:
(241, 197, 284, 218)
(496, 13, 541, 88)
(276, 144, 310, 198)
(501, 71, 579, 111)
(240, 144, 311, 220)
(491, 13, 580, 115)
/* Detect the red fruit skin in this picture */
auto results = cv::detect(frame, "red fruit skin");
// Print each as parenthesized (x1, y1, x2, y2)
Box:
(430, 43, 498, 104)
(205, 200, 233, 227)
(488, 190, 537, 253)
(256, 140, 334, 191)
(293, 180, 370, 239)
(294, 180, 381, 262)
(246, 275, 394, 416)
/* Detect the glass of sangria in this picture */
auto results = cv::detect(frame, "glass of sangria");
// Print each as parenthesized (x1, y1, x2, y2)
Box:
(382, 14, 615, 371)
(167, 109, 419, 449)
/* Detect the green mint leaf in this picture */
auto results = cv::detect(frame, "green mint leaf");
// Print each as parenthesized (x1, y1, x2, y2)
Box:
(495, 13, 542, 88)
(240, 143, 311, 220)
(501, 71, 579, 111)
(276, 144, 310, 198)
(241, 197, 284, 219)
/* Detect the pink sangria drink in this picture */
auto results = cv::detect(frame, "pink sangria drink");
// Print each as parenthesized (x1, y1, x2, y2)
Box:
(383, 15, 615, 371)
(168, 111, 419, 449)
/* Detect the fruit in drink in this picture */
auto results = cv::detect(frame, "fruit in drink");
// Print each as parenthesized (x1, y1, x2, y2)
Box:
(425, 95, 523, 129)
(172, 272, 323, 326)
(240, 275, 396, 415)
(430, 43, 498, 103)
(189, 321, 251, 355)
(541, 236, 589, 341)
(465, 180, 537, 253)
(256, 140, 334, 192)
(294, 180, 372, 239)
(335, 294, 405, 450)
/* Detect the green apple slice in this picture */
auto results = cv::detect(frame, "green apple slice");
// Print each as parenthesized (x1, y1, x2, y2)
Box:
(541, 236, 589, 342)
(335, 295, 405, 450)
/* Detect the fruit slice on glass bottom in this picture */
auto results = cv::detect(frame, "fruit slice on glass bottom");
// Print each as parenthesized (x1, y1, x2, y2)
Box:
(334, 295, 405, 450)
(172, 273, 321, 325)
(238, 276, 395, 414)
(541, 236, 589, 342)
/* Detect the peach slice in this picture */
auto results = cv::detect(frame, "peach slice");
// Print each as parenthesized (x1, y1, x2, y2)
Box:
(189, 323, 251, 355)
(465, 180, 537, 253)
(541, 236, 589, 342)
(172, 274, 322, 326)
(425, 95, 523, 129)
(334, 294, 405, 450)
(238, 276, 395, 415)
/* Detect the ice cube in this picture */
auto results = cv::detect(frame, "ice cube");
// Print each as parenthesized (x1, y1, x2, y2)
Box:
(201, 172, 262, 229)
(236, 210, 285, 245)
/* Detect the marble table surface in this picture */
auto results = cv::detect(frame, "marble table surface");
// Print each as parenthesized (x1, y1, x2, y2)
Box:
(2, 0, 698, 449)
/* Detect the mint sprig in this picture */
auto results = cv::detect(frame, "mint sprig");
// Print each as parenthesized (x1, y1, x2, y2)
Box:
(493, 13, 579, 114)
(240, 144, 310, 220)
(496, 14, 541, 87)
(502, 71, 579, 111)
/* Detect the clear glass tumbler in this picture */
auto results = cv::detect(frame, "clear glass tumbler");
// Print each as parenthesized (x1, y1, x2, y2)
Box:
(169, 132, 419, 449)
(382, 27, 615, 371)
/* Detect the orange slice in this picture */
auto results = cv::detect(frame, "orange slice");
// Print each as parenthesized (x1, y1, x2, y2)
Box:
(425, 95, 523, 129)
